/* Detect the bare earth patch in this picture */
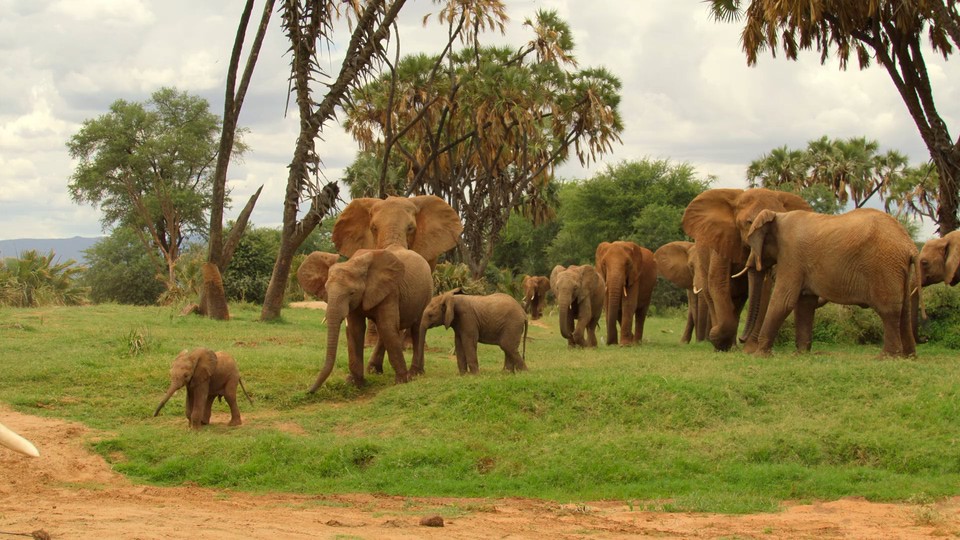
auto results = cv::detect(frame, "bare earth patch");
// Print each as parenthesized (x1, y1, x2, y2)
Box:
(1, 408, 959, 539)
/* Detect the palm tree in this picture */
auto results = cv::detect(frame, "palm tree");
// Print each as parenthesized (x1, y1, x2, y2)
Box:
(0, 250, 87, 307)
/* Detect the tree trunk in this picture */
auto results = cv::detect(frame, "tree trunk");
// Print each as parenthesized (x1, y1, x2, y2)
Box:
(933, 146, 960, 235)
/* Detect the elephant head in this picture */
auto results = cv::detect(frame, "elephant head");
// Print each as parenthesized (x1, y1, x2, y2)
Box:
(521, 275, 551, 319)
(420, 288, 459, 332)
(332, 195, 463, 268)
(154, 348, 219, 427)
(550, 264, 600, 341)
(0, 422, 39, 457)
(681, 188, 812, 350)
(296, 251, 341, 300)
(308, 249, 405, 393)
(919, 230, 960, 287)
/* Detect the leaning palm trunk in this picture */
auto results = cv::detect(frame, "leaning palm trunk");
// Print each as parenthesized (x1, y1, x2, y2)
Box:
(153, 383, 183, 417)
(308, 315, 342, 393)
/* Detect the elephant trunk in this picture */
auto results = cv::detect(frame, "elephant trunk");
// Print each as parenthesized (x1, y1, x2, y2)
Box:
(740, 268, 765, 343)
(606, 273, 625, 345)
(153, 382, 183, 417)
(308, 314, 342, 393)
(558, 292, 573, 339)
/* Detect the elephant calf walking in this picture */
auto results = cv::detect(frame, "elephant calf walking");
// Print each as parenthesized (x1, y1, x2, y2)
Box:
(420, 289, 528, 374)
(154, 348, 253, 429)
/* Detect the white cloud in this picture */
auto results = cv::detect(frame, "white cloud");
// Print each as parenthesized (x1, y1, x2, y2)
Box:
(49, 0, 154, 25)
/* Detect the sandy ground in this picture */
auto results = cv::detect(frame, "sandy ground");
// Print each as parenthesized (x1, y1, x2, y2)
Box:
(1, 408, 959, 539)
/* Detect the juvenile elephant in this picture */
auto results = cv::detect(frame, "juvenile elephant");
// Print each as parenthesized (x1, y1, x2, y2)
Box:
(654, 241, 710, 343)
(682, 188, 812, 351)
(0, 421, 39, 457)
(153, 348, 253, 429)
(419, 288, 529, 374)
(743, 208, 920, 357)
(919, 230, 960, 286)
(307, 246, 433, 392)
(521, 275, 551, 320)
(550, 264, 605, 347)
(595, 241, 657, 345)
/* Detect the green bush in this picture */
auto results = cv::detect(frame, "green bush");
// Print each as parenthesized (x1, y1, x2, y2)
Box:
(919, 284, 960, 348)
(811, 304, 884, 345)
(432, 263, 487, 295)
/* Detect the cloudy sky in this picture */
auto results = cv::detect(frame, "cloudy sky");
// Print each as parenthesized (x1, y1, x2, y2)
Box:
(1, 0, 957, 242)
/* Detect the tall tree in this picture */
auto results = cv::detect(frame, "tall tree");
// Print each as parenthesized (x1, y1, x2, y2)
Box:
(259, 0, 406, 321)
(343, 10, 623, 277)
(203, 0, 276, 320)
(709, 0, 960, 234)
(67, 88, 243, 296)
(748, 136, 934, 216)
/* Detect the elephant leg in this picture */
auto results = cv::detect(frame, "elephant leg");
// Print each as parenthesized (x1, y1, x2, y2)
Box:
(225, 383, 242, 426)
(877, 307, 904, 357)
(633, 303, 649, 345)
(377, 318, 409, 383)
(756, 287, 798, 355)
(460, 327, 480, 374)
(409, 321, 426, 375)
(367, 336, 385, 374)
(503, 342, 526, 372)
(794, 294, 819, 353)
(621, 296, 639, 345)
(190, 387, 209, 429)
(585, 318, 599, 348)
(185, 388, 194, 421)
(454, 334, 468, 375)
(345, 313, 367, 386)
(203, 394, 215, 425)
(900, 295, 917, 357)
(681, 290, 696, 344)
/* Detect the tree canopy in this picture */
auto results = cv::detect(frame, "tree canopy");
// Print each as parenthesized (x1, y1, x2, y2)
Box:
(546, 159, 711, 265)
(709, 0, 960, 235)
(747, 136, 937, 217)
(342, 9, 623, 277)
(67, 87, 243, 293)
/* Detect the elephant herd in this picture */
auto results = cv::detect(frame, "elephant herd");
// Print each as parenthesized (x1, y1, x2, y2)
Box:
(133, 189, 955, 432)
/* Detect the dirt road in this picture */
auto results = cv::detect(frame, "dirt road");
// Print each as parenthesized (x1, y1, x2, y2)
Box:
(1, 407, 957, 539)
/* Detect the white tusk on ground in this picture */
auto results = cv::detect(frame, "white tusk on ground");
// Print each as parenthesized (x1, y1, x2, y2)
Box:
(0, 421, 40, 458)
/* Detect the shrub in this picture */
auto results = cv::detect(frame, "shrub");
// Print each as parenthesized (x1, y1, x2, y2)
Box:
(919, 284, 960, 348)
(432, 263, 487, 295)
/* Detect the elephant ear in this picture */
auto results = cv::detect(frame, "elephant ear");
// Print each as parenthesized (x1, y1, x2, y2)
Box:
(549, 265, 565, 292)
(410, 195, 463, 262)
(332, 198, 379, 257)
(745, 210, 778, 271)
(775, 191, 813, 212)
(190, 348, 219, 383)
(682, 188, 743, 261)
(536, 276, 551, 295)
(945, 231, 960, 286)
(296, 252, 340, 300)
(594, 242, 611, 277)
(360, 250, 404, 311)
(654, 241, 694, 289)
(578, 265, 600, 303)
(442, 291, 457, 329)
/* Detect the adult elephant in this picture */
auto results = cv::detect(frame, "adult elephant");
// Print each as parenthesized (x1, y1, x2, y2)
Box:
(307, 246, 433, 392)
(332, 195, 462, 269)
(918, 230, 960, 286)
(595, 241, 657, 345)
(521, 275, 551, 320)
(682, 188, 813, 351)
(743, 208, 919, 356)
(654, 241, 709, 344)
(549, 264, 605, 347)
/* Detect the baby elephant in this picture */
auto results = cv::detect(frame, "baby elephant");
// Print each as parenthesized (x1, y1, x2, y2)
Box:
(153, 348, 253, 429)
(419, 288, 528, 374)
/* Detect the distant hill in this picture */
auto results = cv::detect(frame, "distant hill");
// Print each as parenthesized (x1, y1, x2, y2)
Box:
(0, 237, 104, 265)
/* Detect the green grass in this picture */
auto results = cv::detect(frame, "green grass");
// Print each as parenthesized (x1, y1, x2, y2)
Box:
(2, 302, 960, 513)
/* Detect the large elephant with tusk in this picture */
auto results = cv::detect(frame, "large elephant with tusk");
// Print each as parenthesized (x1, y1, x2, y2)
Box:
(0, 421, 39, 457)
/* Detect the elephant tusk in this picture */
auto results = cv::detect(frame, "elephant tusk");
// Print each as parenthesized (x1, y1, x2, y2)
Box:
(731, 266, 749, 279)
(0, 422, 39, 458)
(911, 287, 918, 296)
(693, 286, 702, 295)
(623, 287, 628, 297)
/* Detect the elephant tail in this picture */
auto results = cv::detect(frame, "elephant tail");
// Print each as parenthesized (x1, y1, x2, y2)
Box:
(522, 318, 528, 363)
(239, 377, 254, 405)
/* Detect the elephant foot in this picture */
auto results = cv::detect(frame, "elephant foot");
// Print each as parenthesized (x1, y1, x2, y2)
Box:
(346, 374, 367, 387)
(366, 363, 384, 375)
(228, 418, 242, 427)
(394, 373, 410, 384)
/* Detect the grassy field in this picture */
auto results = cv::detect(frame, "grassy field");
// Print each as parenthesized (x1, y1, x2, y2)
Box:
(2, 302, 959, 513)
